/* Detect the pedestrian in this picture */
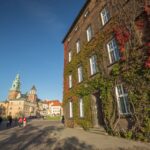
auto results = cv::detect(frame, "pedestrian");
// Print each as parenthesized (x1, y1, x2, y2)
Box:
(18, 117, 23, 127)
(61, 115, 65, 124)
(9, 115, 12, 127)
(0, 116, 3, 126)
(23, 117, 27, 127)
(6, 117, 10, 127)
(14, 117, 18, 126)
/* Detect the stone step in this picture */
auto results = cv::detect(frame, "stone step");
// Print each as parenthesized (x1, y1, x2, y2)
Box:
(88, 127, 108, 135)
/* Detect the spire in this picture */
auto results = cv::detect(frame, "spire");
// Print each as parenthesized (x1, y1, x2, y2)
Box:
(28, 85, 37, 102)
(10, 74, 21, 91)
(29, 85, 37, 95)
(31, 85, 37, 91)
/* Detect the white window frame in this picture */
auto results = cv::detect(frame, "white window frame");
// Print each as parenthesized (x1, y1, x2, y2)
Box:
(78, 66, 83, 83)
(69, 101, 73, 118)
(89, 55, 97, 75)
(107, 38, 120, 64)
(69, 75, 72, 88)
(76, 40, 80, 53)
(86, 25, 92, 42)
(115, 84, 130, 115)
(100, 7, 110, 26)
(68, 51, 72, 62)
(79, 98, 84, 118)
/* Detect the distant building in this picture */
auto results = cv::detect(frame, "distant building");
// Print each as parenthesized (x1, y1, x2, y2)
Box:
(48, 100, 63, 116)
(0, 101, 8, 117)
(40, 100, 63, 116)
(1, 74, 39, 118)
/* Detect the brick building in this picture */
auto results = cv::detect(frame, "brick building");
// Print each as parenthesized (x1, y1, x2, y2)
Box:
(62, 0, 150, 134)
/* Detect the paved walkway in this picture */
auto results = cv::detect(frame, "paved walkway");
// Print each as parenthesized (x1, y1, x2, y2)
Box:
(0, 120, 18, 131)
(0, 120, 149, 150)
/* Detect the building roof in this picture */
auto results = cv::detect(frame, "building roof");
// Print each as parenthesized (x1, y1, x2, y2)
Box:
(43, 100, 61, 106)
(62, 0, 90, 43)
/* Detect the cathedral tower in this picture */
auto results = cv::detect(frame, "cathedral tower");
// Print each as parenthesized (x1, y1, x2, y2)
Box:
(8, 74, 21, 100)
(28, 85, 37, 103)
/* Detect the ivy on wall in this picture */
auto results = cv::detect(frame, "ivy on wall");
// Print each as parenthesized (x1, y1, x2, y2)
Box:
(63, 4, 150, 141)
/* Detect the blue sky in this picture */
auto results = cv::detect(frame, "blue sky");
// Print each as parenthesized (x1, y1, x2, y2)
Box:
(0, 0, 86, 101)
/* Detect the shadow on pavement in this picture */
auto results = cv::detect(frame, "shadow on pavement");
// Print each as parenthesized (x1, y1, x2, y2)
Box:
(0, 121, 18, 131)
(54, 136, 96, 150)
(0, 123, 149, 150)
(0, 123, 96, 150)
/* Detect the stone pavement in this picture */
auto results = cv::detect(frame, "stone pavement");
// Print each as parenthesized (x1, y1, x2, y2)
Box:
(0, 120, 149, 150)
(0, 120, 18, 131)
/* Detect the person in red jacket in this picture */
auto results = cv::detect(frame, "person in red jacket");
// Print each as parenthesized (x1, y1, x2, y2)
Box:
(23, 117, 27, 127)
(18, 117, 23, 127)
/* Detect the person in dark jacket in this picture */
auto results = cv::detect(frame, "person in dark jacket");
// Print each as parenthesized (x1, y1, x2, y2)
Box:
(9, 115, 13, 127)
(0, 116, 3, 126)
(61, 116, 65, 124)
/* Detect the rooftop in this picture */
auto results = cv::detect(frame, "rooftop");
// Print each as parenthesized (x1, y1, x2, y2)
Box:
(62, 0, 90, 43)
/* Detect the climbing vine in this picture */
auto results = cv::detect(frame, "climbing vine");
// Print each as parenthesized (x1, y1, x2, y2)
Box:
(63, 0, 150, 141)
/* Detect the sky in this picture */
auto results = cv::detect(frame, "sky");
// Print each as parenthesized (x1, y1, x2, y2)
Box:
(0, 0, 86, 101)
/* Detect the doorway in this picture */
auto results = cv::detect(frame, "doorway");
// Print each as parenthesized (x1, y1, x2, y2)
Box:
(91, 92, 104, 128)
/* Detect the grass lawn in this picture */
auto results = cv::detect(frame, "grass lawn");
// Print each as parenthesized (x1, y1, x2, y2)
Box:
(44, 116, 61, 121)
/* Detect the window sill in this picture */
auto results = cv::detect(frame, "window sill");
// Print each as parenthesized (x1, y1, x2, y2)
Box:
(119, 113, 132, 118)
(79, 117, 84, 119)
(107, 60, 119, 68)
(69, 87, 73, 90)
(89, 72, 99, 78)
(100, 19, 111, 31)
(77, 51, 81, 55)
(87, 36, 95, 43)
(78, 80, 83, 85)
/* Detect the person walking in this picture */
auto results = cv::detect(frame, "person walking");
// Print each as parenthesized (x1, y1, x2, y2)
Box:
(18, 117, 23, 127)
(23, 117, 27, 127)
(9, 115, 12, 127)
(14, 117, 18, 126)
(61, 115, 65, 124)
(6, 115, 12, 127)
(0, 116, 3, 126)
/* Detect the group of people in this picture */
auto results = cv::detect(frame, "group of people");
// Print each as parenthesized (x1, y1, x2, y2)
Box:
(0, 115, 27, 128)
(18, 117, 27, 127)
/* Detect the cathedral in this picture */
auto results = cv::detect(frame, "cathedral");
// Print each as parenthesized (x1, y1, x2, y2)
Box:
(0, 74, 39, 118)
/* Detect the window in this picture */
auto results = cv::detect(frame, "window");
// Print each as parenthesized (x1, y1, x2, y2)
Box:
(84, 10, 89, 18)
(115, 84, 130, 114)
(107, 38, 120, 64)
(69, 101, 73, 118)
(69, 75, 72, 88)
(76, 40, 80, 53)
(74, 26, 79, 32)
(68, 51, 72, 62)
(78, 66, 83, 83)
(89, 55, 98, 75)
(100, 7, 110, 26)
(79, 98, 84, 118)
(86, 25, 93, 42)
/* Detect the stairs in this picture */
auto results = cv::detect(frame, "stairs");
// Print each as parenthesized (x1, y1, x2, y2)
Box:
(88, 127, 108, 135)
